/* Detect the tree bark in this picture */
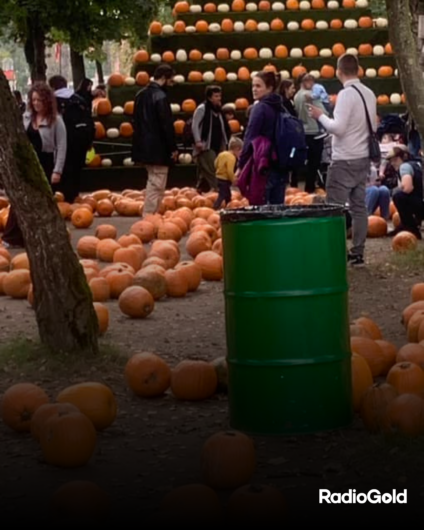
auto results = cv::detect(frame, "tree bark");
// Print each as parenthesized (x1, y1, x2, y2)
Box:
(0, 69, 99, 355)
(23, 15, 47, 82)
(70, 49, 86, 89)
(96, 60, 104, 84)
(386, 0, 424, 144)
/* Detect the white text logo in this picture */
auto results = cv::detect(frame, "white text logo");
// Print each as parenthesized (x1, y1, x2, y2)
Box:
(319, 489, 407, 504)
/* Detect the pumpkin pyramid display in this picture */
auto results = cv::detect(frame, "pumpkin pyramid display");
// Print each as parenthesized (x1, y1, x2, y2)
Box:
(88, 0, 403, 180)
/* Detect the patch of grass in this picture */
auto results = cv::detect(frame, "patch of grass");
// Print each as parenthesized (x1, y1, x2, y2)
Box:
(386, 247, 424, 274)
(0, 336, 127, 376)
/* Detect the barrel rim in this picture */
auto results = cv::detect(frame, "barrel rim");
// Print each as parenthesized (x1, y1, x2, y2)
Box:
(220, 203, 347, 223)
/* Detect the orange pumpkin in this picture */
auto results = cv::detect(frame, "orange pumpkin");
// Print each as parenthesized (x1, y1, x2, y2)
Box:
(215, 67, 227, 82)
(238, 67, 251, 80)
(304, 45, 318, 57)
(286, 0, 299, 8)
(124, 352, 171, 397)
(221, 18, 234, 32)
(358, 16, 373, 28)
(258, 0, 271, 8)
(200, 431, 256, 489)
(320, 65, 335, 78)
(216, 48, 230, 60)
(93, 98, 112, 116)
(136, 71, 150, 86)
(270, 18, 284, 30)
(232, 0, 246, 10)
(275, 45, 288, 58)
(171, 359, 218, 400)
(386, 362, 424, 396)
(243, 48, 258, 59)
(351, 336, 385, 377)
(311, 0, 325, 6)
(377, 94, 390, 105)
(149, 21, 162, 34)
(292, 65, 307, 78)
(204, 2, 217, 11)
(182, 99, 197, 112)
(359, 382, 397, 433)
(392, 231, 417, 252)
(235, 97, 249, 109)
(385, 43, 393, 54)
(332, 43, 346, 57)
(342, 0, 356, 6)
(195, 20, 209, 32)
(386, 393, 424, 436)
(57, 382, 117, 430)
(353, 316, 382, 340)
(174, 119, 185, 135)
(175, 261, 202, 291)
(330, 19, 343, 29)
(245, 19, 258, 31)
(194, 250, 223, 280)
(39, 409, 97, 467)
(133, 50, 149, 63)
(119, 122, 133, 137)
(358, 43, 372, 56)
(31, 402, 79, 440)
(94, 122, 106, 139)
(174, 20, 186, 32)
(162, 51, 175, 62)
(301, 19, 315, 30)
(351, 352, 373, 411)
(107, 73, 124, 86)
(1, 382, 50, 432)
(174, 1, 190, 12)
(189, 49, 203, 61)
(118, 285, 155, 318)
(378, 66, 394, 77)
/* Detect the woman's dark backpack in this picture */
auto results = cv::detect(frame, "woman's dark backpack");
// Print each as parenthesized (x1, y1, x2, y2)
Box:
(182, 117, 194, 147)
(57, 93, 95, 156)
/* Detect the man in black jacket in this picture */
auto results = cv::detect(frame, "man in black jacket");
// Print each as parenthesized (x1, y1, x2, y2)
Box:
(132, 64, 178, 215)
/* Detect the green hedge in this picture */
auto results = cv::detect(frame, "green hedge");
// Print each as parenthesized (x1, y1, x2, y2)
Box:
(131, 55, 397, 79)
(148, 28, 389, 54)
(175, 7, 372, 24)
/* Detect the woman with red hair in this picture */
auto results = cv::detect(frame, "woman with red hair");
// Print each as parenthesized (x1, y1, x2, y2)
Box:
(2, 82, 67, 248)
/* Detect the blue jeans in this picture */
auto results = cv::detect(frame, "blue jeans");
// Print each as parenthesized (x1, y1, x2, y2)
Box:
(265, 170, 287, 204)
(365, 185, 391, 219)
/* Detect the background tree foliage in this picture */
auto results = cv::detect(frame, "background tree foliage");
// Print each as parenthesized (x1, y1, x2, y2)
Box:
(0, 0, 170, 84)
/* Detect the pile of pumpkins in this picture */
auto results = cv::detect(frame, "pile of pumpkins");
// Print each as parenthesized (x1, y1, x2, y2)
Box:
(352, 286, 424, 437)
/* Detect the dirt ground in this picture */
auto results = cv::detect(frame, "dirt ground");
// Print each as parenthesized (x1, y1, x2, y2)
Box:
(1, 212, 424, 522)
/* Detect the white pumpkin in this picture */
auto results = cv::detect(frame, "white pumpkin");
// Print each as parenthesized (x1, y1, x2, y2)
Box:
(394, 68, 398, 76)
(344, 19, 358, 28)
(217, 3, 230, 12)
(259, 47, 273, 59)
(246, 2, 258, 10)
(231, 50, 242, 60)
(299, 1, 311, 9)
(390, 93, 401, 105)
(258, 22, 270, 31)
(315, 21, 329, 30)
(287, 21, 299, 30)
(123, 158, 134, 166)
(225, 103, 236, 110)
(319, 48, 332, 58)
(203, 52, 216, 61)
(124, 77, 135, 86)
(375, 17, 388, 27)
(162, 24, 174, 34)
(209, 23, 221, 32)
(203, 71, 215, 82)
(234, 21, 245, 31)
(373, 45, 385, 56)
(365, 68, 377, 78)
(174, 75, 185, 84)
(112, 106, 124, 114)
(176, 49, 188, 61)
(251, 71, 258, 79)
(179, 153, 192, 164)
(151, 53, 161, 62)
(327, 0, 339, 7)
(290, 48, 303, 58)
(189, 4, 202, 12)
(101, 158, 112, 167)
(279, 70, 290, 79)
(185, 25, 196, 33)
(310, 70, 320, 79)
(227, 73, 238, 81)
(356, 0, 368, 6)
(171, 103, 181, 113)
(106, 128, 119, 138)
(272, 1, 285, 9)
(346, 47, 358, 55)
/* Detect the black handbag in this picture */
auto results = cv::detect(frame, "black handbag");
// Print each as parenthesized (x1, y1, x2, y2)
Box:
(351, 85, 381, 165)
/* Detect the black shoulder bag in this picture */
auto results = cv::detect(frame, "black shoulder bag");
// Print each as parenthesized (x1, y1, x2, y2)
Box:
(351, 85, 381, 165)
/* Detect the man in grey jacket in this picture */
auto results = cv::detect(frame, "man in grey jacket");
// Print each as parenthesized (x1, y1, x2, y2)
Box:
(191, 85, 231, 193)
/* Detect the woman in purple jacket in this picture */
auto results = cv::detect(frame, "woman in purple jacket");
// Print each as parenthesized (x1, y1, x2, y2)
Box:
(237, 71, 285, 204)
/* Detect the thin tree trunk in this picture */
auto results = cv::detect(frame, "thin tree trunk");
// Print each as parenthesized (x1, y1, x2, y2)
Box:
(70, 49, 86, 88)
(96, 60, 104, 84)
(23, 15, 47, 82)
(386, 0, 424, 144)
(0, 69, 99, 355)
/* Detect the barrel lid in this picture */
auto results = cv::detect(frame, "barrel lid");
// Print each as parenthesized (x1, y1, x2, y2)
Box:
(220, 204, 347, 223)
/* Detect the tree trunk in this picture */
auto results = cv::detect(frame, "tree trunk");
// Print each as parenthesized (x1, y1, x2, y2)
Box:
(386, 0, 424, 144)
(96, 60, 104, 84)
(23, 15, 47, 82)
(0, 69, 99, 355)
(70, 49, 86, 89)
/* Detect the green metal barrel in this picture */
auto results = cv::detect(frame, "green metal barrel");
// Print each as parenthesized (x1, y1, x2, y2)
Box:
(220, 204, 353, 435)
